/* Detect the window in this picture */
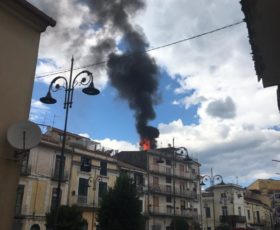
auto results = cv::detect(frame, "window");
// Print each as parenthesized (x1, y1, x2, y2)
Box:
(15, 185, 24, 215)
(166, 185, 171, 193)
(179, 164, 184, 172)
(98, 181, 107, 198)
(51, 188, 60, 210)
(78, 178, 88, 204)
(153, 176, 159, 186)
(134, 173, 144, 186)
(247, 209, 251, 220)
(153, 196, 159, 207)
(221, 192, 227, 198)
(100, 161, 107, 176)
(53, 155, 65, 179)
(238, 206, 242, 216)
(30, 224, 40, 230)
(166, 159, 171, 165)
(180, 200, 185, 210)
(205, 207, 211, 218)
(80, 156, 91, 172)
(222, 206, 228, 216)
(256, 211, 260, 223)
(166, 205, 172, 214)
(166, 176, 171, 183)
(166, 195, 172, 203)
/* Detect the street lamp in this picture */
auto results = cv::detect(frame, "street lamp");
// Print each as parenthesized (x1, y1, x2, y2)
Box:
(200, 169, 224, 230)
(40, 57, 100, 211)
(200, 168, 224, 187)
(88, 174, 102, 230)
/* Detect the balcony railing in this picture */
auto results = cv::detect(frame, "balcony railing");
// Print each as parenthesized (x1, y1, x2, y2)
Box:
(51, 170, 69, 181)
(148, 206, 194, 218)
(149, 164, 197, 180)
(73, 195, 98, 208)
(219, 215, 246, 223)
(149, 184, 197, 199)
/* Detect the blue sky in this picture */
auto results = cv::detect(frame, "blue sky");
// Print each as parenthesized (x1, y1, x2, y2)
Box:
(29, 0, 280, 187)
(31, 66, 199, 144)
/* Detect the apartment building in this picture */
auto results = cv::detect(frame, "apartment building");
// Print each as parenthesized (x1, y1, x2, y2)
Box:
(14, 127, 119, 230)
(201, 183, 246, 230)
(116, 147, 201, 230)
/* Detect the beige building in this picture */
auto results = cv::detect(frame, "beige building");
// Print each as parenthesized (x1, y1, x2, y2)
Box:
(244, 189, 273, 230)
(15, 127, 150, 230)
(0, 0, 55, 229)
(116, 148, 201, 230)
(202, 183, 246, 230)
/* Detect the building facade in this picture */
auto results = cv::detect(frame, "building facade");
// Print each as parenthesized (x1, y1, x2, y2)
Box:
(116, 147, 201, 230)
(201, 183, 274, 230)
(14, 127, 119, 230)
(0, 1, 55, 228)
(202, 184, 246, 230)
(244, 189, 273, 230)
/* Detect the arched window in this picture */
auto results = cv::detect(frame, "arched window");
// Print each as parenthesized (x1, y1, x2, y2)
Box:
(30, 224, 40, 230)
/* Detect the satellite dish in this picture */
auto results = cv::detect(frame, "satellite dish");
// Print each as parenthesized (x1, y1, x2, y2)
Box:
(7, 121, 42, 150)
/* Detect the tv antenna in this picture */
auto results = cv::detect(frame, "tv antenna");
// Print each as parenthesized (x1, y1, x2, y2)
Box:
(7, 121, 42, 159)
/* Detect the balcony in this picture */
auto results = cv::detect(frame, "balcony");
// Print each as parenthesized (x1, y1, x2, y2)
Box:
(148, 206, 194, 218)
(219, 215, 246, 224)
(149, 164, 197, 180)
(51, 170, 69, 182)
(149, 184, 197, 199)
(72, 195, 98, 209)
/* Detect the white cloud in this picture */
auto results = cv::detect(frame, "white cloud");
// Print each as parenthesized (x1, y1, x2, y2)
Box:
(95, 138, 138, 152)
(79, 133, 91, 138)
(29, 99, 50, 123)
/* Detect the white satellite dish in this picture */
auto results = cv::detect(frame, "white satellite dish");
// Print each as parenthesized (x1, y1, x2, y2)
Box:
(7, 121, 42, 150)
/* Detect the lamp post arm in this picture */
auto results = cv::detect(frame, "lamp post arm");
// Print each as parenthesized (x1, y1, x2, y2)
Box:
(213, 174, 224, 184)
(48, 76, 69, 109)
(70, 70, 93, 106)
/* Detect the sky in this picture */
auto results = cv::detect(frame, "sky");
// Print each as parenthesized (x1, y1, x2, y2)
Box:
(28, 0, 280, 187)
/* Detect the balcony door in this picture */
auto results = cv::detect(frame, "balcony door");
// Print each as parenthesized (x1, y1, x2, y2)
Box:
(78, 178, 88, 204)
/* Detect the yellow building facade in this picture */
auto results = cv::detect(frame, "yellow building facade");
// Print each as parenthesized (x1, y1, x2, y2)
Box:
(15, 127, 120, 230)
(0, 1, 55, 229)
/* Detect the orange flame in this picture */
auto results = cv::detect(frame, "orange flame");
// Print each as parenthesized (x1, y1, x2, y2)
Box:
(140, 138, 150, 150)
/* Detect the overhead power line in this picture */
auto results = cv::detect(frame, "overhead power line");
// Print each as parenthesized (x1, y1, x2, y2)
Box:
(36, 20, 244, 79)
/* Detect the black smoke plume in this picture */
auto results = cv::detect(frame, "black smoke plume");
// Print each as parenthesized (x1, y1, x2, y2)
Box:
(86, 0, 160, 147)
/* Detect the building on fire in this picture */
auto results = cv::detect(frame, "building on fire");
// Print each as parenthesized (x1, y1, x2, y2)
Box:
(116, 147, 202, 230)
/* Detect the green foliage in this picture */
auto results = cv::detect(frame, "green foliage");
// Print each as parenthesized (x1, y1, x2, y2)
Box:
(45, 205, 87, 230)
(170, 216, 189, 230)
(216, 223, 231, 230)
(97, 174, 145, 230)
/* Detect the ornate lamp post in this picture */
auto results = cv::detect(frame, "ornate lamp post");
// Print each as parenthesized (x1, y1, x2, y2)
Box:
(40, 57, 100, 211)
(200, 169, 224, 230)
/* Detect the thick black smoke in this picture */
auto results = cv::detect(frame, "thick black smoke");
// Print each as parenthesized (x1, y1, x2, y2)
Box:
(86, 0, 160, 146)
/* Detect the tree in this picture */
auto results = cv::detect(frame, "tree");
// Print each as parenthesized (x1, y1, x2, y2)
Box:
(169, 216, 189, 230)
(45, 205, 87, 230)
(97, 174, 145, 230)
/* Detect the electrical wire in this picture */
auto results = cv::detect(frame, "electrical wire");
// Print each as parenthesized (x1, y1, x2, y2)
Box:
(35, 20, 244, 79)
